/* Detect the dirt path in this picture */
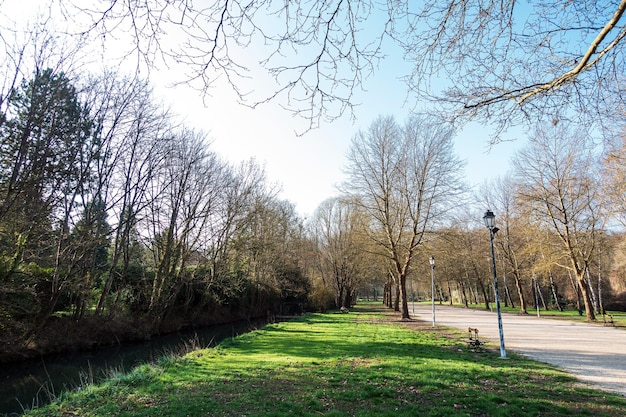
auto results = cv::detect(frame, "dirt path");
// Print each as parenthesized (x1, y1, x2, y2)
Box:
(403, 304, 626, 396)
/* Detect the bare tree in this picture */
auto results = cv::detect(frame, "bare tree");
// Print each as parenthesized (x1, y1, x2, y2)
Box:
(197, 159, 270, 296)
(81, 72, 173, 316)
(311, 197, 366, 309)
(232, 196, 308, 314)
(512, 124, 604, 320)
(50, 0, 391, 131)
(38, 1, 626, 136)
(603, 134, 626, 228)
(143, 128, 226, 316)
(344, 115, 465, 319)
(479, 176, 531, 314)
(401, 1, 626, 139)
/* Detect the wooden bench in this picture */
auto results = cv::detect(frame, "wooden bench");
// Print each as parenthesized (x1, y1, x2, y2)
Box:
(465, 327, 482, 349)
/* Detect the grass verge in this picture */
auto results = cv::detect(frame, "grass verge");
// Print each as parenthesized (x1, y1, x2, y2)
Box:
(23, 303, 626, 417)
(440, 302, 626, 327)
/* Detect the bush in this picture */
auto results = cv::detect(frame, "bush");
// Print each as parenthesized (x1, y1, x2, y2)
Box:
(604, 291, 626, 312)
(306, 283, 335, 312)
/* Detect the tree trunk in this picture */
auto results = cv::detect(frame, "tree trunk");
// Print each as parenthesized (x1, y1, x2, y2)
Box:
(598, 266, 604, 314)
(394, 279, 400, 312)
(344, 290, 353, 309)
(568, 270, 582, 314)
(535, 276, 548, 310)
(585, 267, 599, 314)
(513, 272, 528, 314)
(399, 275, 410, 319)
(577, 269, 596, 321)
(459, 281, 469, 308)
(383, 281, 391, 307)
(549, 271, 563, 311)
(477, 279, 490, 310)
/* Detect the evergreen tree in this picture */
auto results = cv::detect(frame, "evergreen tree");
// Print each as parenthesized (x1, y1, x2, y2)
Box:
(0, 68, 94, 263)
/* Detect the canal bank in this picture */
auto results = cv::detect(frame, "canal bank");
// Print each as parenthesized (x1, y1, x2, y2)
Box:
(0, 318, 265, 415)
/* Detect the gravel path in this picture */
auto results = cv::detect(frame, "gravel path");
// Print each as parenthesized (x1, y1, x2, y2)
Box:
(410, 304, 626, 396)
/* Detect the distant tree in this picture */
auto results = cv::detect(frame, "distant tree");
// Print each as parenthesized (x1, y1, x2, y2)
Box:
(513, 124, 604, 320)
(237, 198, 306, 301)
(311, 197, 365, 309)
(459, 224, 492, 309)
(479, 176, 531, 314)
(144, 128, 226, 316)
(429, 227, 466, 306)
(430, 222, 494, 309)
(344, 115, 464, 319)
(603, 133, 626, 228)
(199, 159, 269, 292)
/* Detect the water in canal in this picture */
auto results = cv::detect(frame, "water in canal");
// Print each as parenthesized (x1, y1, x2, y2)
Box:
(0, 319, 265, 416)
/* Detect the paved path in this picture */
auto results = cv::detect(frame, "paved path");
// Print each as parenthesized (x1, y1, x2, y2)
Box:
(410, 304, 626, 396)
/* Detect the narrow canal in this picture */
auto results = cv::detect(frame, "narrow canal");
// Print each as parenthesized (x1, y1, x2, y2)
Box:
(0, 319, 265, 416)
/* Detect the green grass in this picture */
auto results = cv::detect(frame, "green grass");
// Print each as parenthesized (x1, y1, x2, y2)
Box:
(448, 302, 626, 327)
(23, 303, 626, 417)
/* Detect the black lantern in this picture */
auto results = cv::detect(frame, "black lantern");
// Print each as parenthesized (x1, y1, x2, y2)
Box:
(483, 209, 495, 229)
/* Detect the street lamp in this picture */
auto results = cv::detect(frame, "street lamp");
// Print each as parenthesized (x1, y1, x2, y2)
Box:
(483, 209, 506, 358)
(429, 256, 436, 327)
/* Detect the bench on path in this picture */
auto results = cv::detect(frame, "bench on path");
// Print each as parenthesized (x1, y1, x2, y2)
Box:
(602, 313, 614, 326)
(465, 327, 482, 349)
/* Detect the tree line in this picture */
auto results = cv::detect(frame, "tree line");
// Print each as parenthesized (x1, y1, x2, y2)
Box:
(2, 1, 626, 361)
(313, 118, 626, 323)
(1, 63, 625, 362)
(0, 66, 313, 361)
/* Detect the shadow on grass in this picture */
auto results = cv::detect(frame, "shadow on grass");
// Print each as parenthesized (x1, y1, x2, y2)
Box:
(170, 305, 626, 417)
(23, 303, 626, 417)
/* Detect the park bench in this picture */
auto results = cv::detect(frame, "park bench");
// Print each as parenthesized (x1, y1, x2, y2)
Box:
(465, 327, 482, 349)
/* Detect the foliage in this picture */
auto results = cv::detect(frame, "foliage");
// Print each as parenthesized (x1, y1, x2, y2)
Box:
(0, 68, 309, 358)
(2, 4, 626, 356)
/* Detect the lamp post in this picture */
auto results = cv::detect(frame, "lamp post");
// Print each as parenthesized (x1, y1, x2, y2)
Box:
(483, 210, 507, 359)
(429, 256, 436, 327)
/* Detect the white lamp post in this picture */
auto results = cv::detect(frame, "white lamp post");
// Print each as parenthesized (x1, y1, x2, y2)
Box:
(483, 209, 506, 358)
(429, 256, 436, 327)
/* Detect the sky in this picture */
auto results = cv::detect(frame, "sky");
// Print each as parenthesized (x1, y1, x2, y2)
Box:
(158, 66, 524, 218)
(147, 28, 525, 219)
(2, 0, 525, 219)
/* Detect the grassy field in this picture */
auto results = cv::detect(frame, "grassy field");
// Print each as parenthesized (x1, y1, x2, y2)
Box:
(23, 303, 626, 417)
